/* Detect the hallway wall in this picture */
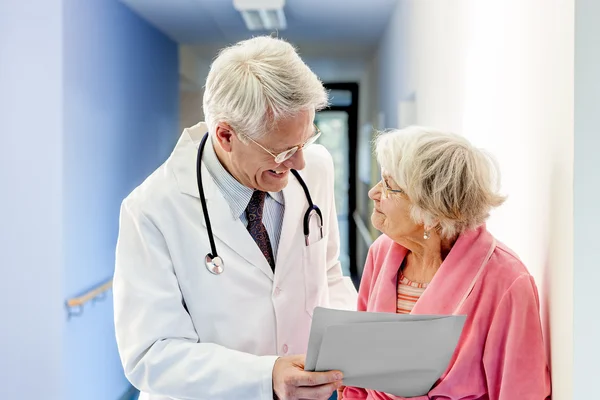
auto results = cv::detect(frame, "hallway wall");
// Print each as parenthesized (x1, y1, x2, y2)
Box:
(0, 0, 179, 399)
(0, 1, 65, 398)
(574, 0, 600, 396)
(63, 1, 179, 399)
(376, 1, 574, 398)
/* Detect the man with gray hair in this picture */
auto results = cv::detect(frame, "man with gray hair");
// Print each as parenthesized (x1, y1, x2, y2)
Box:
(113, 36, 358, 400)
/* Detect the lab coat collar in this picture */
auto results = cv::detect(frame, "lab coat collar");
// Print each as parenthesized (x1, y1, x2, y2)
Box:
(168, 122, 276, 280)
(169, 122, 210, 200)
(169, 122, 286, 205)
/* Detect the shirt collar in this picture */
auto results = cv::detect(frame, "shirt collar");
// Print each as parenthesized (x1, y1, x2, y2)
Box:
(203, 134, 284, 219)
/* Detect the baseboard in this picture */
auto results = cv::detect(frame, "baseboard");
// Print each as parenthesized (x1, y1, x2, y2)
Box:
(118, 385, 139, 400)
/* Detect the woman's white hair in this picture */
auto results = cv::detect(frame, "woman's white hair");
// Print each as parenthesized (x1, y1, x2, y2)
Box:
(203, 36, 328, 141)
(375, 126, 506, 239)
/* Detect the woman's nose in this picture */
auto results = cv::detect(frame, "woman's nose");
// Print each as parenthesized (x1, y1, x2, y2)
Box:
(368, 182, 381, 200)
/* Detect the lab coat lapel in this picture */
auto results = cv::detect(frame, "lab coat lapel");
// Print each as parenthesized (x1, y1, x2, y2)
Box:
(201, 174, 275, 280)
(411, 225, 496, 315)
(169, 123, 274, 280)
(274, 171, 307, 283)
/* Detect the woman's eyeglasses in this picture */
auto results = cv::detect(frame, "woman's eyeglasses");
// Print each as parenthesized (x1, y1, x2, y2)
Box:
(380, 178, 404, 199)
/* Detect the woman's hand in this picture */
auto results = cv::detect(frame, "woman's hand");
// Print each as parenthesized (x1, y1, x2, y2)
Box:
(337, 385, 346, 399)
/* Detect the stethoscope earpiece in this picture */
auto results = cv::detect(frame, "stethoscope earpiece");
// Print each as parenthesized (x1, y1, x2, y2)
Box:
(303, 207, 324, 246)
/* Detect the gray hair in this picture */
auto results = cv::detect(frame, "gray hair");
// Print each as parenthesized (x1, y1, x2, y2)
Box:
(202, 36, 328, 141)
(375, 126, 506, 239)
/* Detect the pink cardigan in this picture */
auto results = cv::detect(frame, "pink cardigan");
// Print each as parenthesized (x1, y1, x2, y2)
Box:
(343, 225, 551, 400)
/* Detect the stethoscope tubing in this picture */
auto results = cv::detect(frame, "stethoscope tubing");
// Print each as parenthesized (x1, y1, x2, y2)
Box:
(197, 132, 219, 259)
(196, 132, 323, 273)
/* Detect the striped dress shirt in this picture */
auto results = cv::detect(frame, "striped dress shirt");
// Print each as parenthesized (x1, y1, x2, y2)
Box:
(203, 136, 285, 262)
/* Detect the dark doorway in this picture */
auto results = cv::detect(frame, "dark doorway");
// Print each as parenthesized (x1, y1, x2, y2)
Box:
(314, 82, 359, 286)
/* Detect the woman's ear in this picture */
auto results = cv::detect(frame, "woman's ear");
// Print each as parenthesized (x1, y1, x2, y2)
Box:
(215, 123, 235, 153)
(423, 221, 441, 240)
(422, 217, 440, 232)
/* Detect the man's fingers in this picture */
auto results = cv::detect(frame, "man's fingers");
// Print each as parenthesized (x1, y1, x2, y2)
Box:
(287, 370, 343, 387)
(295, 382, 342, 399)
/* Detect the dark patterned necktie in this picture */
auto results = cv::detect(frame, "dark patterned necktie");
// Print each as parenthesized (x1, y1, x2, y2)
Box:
(245, 190, 275, 271)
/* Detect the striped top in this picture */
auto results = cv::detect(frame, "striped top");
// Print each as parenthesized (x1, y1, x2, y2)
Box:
(396, 269, 428, 314)
(203, 136, 285, 262)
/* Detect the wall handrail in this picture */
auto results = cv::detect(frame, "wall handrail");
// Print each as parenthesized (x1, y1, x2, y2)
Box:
(353, 210, 374, 247)
(65, 278, 113, 319)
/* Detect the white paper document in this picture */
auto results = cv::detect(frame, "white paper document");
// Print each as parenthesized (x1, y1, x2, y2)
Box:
(304, 307, 466, 397)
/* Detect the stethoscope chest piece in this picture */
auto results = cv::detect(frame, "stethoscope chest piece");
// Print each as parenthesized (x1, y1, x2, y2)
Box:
(205, 254, 224, 275)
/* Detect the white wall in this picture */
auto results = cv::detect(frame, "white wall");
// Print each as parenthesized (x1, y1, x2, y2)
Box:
(179, 46, 211, 132)
(574, 0, 600, 397)
(377, 1, 573, 398)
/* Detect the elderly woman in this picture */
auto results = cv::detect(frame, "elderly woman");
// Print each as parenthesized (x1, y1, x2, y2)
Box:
(341, 127, 551, 400)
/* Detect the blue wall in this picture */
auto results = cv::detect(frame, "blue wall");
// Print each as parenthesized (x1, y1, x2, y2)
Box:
(0, 1, 65, 398)
(1, 0, 178, 399)
(62, 0, 179, 399)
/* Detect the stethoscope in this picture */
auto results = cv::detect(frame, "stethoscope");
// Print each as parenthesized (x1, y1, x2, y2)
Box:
(196, 132, 324, 275)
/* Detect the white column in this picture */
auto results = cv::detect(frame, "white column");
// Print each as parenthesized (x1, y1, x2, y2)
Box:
(574, 0, 600, 397)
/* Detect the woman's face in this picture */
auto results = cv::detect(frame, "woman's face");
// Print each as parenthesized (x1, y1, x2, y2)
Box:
(368, 172, 423, 242)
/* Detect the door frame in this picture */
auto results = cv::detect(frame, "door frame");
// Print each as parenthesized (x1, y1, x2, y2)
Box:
(319, 82, 359, 284)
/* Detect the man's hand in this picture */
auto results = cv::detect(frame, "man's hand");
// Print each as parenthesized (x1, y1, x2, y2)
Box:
(273, 355, 343, 400)
(337, 385, 346, 399)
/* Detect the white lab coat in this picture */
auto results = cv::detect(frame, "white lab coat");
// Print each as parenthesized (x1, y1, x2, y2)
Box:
(113, 122, 358, 400)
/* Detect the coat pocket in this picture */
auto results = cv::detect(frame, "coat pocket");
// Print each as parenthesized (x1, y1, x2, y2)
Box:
(302, 233, 330, 317)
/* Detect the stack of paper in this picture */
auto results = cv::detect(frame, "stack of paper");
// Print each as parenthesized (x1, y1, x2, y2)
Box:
(304, 307, 466, 397)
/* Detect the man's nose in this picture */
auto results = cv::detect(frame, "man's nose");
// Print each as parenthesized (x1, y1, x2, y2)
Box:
(283, 149, 305, 170)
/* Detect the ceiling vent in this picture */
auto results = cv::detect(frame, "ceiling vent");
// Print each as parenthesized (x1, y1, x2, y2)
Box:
(233, 0, 287, 31)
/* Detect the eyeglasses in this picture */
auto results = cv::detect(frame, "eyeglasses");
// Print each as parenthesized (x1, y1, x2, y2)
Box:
(380, 178, 404, 199)
(242, 124, 322, 164)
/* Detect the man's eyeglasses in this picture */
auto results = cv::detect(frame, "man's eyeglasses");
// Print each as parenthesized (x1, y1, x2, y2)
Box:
(242, 124, 322, 164)
(380, 178, 404, 198)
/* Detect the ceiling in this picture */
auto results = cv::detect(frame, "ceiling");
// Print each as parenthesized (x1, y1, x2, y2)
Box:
(120, 0, 398, 52)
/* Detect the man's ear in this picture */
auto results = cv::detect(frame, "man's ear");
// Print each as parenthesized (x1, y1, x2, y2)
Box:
(214, 123, 235, 153)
